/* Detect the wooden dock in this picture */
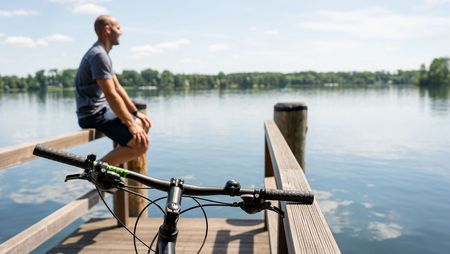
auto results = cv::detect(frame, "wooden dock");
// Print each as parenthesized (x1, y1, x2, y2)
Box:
(49, 218, 269, 253)
(0, 102, 341, 254)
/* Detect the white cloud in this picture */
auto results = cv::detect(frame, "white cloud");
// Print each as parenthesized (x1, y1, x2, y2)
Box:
(50, 0, 109, 15)
(37, 34, 73, 46)
(208, 43, 229, 52)
(130, 44, 161, 55)
(368, 222, 402, 240)
(0, 33, 5, 37)
(73, 3, 108, 15)
(130, 39, 191, 58)
(4, 36, 37, 48)
(300, 7, 450, 40)
(0, 9, 38, 17)
(3, 34, 73, 48)
(157, 39, 191, 49)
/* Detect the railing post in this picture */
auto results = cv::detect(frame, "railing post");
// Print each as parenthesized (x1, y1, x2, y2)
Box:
(113, 101, 148, 226)
(113, 149, 130, 226)
(273, 102, 308, 172)
(126, 101, 148, 217)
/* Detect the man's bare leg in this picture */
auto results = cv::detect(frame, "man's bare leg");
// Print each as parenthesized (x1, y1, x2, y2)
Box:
(100, 118, 149, 166)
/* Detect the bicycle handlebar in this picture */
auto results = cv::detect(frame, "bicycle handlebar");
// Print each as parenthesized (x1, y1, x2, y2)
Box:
(34, 144, 87, 169)
(33, 144, 314, 203)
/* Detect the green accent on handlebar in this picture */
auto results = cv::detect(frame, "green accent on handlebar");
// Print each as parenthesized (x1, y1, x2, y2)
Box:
(92, 161, 128, 177)
(106, 165, 128, 177)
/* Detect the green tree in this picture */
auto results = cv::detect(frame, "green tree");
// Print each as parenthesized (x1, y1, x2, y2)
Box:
(141, 68, 159, 87)
(428, 57, 450, 87)
(48, 69, 60, 86)
(416, 64, 428, 87)
(118, 70, 144, 87)
(160, 70, 174, 89)
(173, 74, 184, 88)
(3, 75, 20, 91)
(59, 69, 77, 88)
(26, 74, 39, 91)
(35, 70, 48, 91)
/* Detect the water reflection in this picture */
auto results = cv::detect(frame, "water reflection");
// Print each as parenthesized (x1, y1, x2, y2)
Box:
(316, 190, 404, 242)
(368, 222, 402, 241)
(37, 90, 47, 103)
(419, 86, 450, 114)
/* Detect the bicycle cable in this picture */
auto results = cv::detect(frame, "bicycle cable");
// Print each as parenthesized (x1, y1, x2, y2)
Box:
(184, 196, 236, 206)
(188, 196, 208, 254)
(132, 195, 167, 254)
(122, 184, 154, 190)
(95, 186, 152, 250)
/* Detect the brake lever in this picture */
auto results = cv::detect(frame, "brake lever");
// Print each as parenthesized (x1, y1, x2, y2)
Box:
(267, 204, 285, 218)
(64, 171, 89, 182)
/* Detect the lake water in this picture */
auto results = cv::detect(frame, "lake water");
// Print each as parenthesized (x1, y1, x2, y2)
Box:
(1, 86, 449, 253)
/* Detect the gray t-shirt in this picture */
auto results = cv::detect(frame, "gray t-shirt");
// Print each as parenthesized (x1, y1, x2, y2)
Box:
(75, 42, 112, 119)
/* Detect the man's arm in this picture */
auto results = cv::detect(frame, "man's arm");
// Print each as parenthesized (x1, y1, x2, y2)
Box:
(97, 78, 148, 145)
(113, 74, 151, 129)
(112, 74, 138, 113)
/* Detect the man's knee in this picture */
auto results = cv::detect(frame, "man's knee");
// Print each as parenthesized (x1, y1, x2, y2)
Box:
(128, 139, 149, 157)
(137, 141, 149, 155)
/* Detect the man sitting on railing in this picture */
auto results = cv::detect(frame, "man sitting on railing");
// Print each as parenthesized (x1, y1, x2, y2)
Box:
(75, 15, 151, 166)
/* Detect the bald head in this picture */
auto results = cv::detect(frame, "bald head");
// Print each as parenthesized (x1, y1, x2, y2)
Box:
(94, 15, 116, 37)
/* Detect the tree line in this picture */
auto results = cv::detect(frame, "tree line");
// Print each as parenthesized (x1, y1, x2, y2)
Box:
(1, 57, 448, 93)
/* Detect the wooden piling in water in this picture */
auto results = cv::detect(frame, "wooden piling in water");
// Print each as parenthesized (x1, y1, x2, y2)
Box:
(273, 102, 308, 172)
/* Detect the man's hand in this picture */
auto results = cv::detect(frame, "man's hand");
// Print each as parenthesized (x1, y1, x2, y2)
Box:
(136, 111, 152, 130)
(128, 122, 148, 146)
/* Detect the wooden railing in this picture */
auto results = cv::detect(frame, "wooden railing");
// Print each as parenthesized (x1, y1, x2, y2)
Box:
(0, 129, 105, 254)
(264, 103, 341, 254)
(0, 101, 147, 254)
(0, 129, 103, 169)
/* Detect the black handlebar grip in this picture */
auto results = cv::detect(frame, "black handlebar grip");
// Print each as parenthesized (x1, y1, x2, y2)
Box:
(33, 144, 88, 169)
(262, 189, 314, 204)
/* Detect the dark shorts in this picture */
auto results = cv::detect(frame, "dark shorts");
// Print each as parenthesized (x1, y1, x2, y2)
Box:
(78, 107, 133, 146)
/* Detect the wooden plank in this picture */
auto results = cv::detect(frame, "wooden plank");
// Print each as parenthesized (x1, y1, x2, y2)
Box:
(48, 218, 270, 254)
(0, 190, 101, 254)
(0, 129, 104, 170)
(265, 138, 274, 177)
(265, 120, 340, 254)
(265, 176, 279, 254)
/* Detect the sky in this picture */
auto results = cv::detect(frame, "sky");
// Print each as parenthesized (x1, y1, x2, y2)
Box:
(1, 0, 450, 76)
